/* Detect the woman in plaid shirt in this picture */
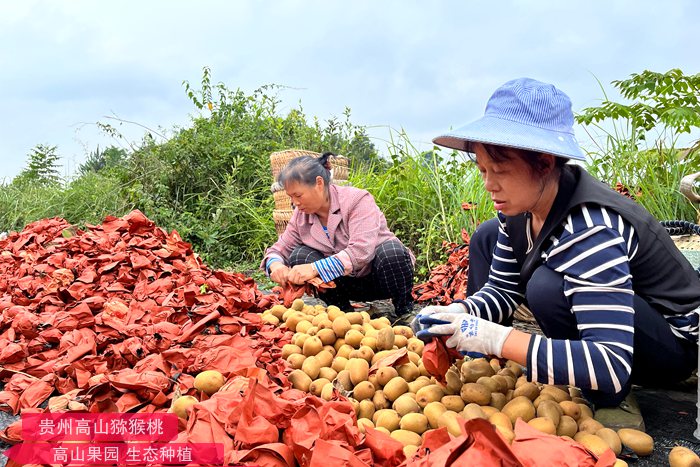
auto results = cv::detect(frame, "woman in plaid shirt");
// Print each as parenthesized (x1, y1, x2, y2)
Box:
(262, 152, 415, 320)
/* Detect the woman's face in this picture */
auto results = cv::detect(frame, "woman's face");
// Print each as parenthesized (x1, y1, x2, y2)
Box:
(474, 143, 548, 216)
(285, 177, 327, 215)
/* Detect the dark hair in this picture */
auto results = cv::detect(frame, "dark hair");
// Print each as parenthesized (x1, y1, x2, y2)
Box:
(480, 144, 567, 177)
(277, 151, 334, 188)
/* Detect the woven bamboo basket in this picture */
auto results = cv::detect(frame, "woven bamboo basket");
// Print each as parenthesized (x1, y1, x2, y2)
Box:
(270, 149, 349, 181)
(273, 190, 293, 211)
(271, 177, 352, 194)
(273, 209, 293, 236)
(514, 304, 536, 323)
(672, 234, 700, 271)
(673, 235, 700, 251)
(332, 164, 349, 181)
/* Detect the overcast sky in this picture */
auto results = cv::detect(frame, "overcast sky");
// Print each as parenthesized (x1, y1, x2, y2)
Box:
(1, 0, 698, 182)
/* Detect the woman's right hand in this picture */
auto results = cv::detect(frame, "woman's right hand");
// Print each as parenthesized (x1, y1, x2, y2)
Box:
(409, 302, 468, 334)
(269, 262, 291, 286)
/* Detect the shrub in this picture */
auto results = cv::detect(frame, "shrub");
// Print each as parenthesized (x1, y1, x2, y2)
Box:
(577, 69, 700, 221)
(113, 68, 380, 267)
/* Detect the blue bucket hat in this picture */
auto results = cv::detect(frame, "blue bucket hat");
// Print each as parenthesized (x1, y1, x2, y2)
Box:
(433, 78, 585, 161)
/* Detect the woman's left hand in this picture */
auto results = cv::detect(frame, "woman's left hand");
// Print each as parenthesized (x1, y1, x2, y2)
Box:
(288, 264, 319, 284)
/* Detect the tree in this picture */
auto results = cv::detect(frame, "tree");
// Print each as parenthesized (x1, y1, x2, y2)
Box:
(78, 146, 128, 175)
(13, 144, 62, 186)
(577, 69, 700, 148)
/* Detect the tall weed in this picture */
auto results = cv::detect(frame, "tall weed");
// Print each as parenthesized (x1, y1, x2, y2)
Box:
(0, 172, 133, 232)
(577, 70, 700, 221)
(352, 130, 492, 277)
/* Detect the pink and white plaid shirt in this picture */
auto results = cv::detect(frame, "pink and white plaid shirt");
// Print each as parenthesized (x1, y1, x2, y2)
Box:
(262, 184, 414, 277)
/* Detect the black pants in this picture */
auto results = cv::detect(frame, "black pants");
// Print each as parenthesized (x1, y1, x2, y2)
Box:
(470, 218, 698, 407)
(289, 240, 414, 316)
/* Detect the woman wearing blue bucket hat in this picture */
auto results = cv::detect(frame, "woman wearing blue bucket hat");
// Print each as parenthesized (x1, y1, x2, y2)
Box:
(415, 78, 699, 429)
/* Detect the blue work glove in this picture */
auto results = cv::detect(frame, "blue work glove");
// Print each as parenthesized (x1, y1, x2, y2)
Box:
(416, 312, 512, 358)
(409, 302, 467, 335)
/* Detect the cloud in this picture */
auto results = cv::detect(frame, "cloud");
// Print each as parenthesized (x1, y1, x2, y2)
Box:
(0, 0, 699, 181)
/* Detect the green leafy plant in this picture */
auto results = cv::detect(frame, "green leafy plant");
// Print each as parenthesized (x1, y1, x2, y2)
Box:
(576, 69, 700, 221)
(78, 146, 128, 175)
(351, 129, 492, 277)
(577, 69, 700, 141)
(12, 144, 62, 187)
(0, 171, 133, 233)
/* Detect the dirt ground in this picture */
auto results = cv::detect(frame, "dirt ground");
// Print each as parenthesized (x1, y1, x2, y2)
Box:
(1, 297, 698, 466)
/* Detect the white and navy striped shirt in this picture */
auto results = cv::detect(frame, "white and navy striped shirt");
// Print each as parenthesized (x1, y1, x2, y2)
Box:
(460, 203, 698, 394)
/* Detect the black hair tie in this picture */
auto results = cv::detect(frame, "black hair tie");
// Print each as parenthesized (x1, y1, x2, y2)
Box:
(319, 151, 335, 170)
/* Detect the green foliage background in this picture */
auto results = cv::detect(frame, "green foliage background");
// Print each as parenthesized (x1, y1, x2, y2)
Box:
(1, 68, 699, 279)
(576, 69, 700, 221)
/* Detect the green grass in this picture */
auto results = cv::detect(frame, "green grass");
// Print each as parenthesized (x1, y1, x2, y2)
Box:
(0, 172, 135, 233)
(580, 121, 700, 222)
(351, 130, 493, 277)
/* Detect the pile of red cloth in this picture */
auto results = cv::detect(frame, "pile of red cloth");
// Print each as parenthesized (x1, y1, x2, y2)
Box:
(412, 229, 471, 305)
(0, 210, 613, 466)
(0, 211, 284, 427)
